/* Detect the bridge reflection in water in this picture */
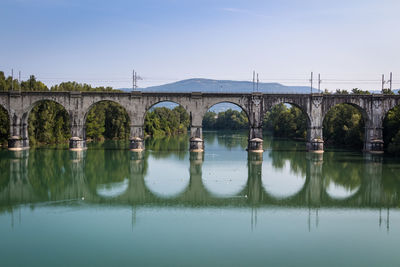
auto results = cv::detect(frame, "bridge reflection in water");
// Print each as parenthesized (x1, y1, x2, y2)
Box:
(1, 143, 399, 214)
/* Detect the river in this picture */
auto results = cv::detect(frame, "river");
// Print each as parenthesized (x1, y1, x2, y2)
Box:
(0, 131, 399, 266)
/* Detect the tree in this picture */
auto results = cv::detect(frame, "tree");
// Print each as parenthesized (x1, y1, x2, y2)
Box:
(323, 104, 364, 149)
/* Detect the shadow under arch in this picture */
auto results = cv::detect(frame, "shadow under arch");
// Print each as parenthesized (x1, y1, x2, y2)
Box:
(83, 100, 131, 141)
(23, 99, 71, 145)
(322, 103, 367, 149)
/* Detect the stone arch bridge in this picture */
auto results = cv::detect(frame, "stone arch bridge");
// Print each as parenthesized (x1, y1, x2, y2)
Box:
(1, 91, 399, 153)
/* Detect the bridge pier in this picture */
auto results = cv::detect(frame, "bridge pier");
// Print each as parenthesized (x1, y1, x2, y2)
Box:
(8, 136, 29, 151)
(69, 137, 87, 151)
(248, 138, 264, 153)
(247, 126, 264, 153)
(307, 126, 324, 153)
(130, 137, 145, 151)
(130, 125, 145, 151)
(190, 125, 204, 152)
(8, 117, 29, 151)
(364, 124, 384, 154)
(307, 138, 324, 153)
(70, 115, 87, 151)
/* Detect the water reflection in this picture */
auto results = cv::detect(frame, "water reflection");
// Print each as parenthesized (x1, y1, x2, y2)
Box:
(323, 152, 362, 199)
(1, 134, 400, 211)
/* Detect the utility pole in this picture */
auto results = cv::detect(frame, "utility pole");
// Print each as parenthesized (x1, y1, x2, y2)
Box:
(256, 73, 259, 92)
(11, 69, 14, 91)
(382, 74, 385, 92)
(318, 73, 321, 93)
(389, 72, 393, 91)
(19, 71, 21, 92)
(310, 72, 313, 94)
(252, 71, 255, 92)
(132, 69, 136, 91)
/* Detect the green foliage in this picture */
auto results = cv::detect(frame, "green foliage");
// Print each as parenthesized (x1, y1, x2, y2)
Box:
(351, 88, 371, 95)
(0, 71, 23, 91)
(335, 89, 349, 94)
(28, 149, 74, 198)
(51, 81, 115, 92)
(0, 106, 9, 144)
(144, 106, 190, 137)
(323, 104, 364, 149)
(383, 105, 400, 155)
(382, 88, 395, 95)
(86, 102, 130, 141)
(263, 104, 308, 140)
(202, 109, 248, 130)
(28, 101, 71, 145)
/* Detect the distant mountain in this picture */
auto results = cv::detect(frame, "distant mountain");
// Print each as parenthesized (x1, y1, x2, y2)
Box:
(119, 78, 315, 94)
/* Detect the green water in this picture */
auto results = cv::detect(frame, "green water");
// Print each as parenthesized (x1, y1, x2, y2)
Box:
(1, 131, 400, 267)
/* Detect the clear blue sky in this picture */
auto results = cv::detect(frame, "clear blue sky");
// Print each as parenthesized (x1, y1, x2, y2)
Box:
(1, 0, 399, 91)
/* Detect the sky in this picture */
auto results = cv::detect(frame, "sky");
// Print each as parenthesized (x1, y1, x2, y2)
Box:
(1, 0, 400, 91)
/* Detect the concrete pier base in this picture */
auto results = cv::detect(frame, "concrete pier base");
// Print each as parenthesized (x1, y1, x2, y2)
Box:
(307, 138, 324, 153)
(190, 137, 204, 152)
(8, 136, 29, 151)
(69, 137, 87, 151)
(130, 137, 145, 152)
(247, 138, 264, 153)
(366, 139, 384, 154)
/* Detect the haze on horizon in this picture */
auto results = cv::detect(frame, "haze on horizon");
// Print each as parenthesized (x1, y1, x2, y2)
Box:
(1, 0, 400, 92)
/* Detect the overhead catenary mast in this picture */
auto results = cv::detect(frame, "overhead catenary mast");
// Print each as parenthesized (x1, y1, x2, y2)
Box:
(382, 74, 385, 92)
(318, 73, 321, 93)
(257, 73, 259, 92)
(310, 72, 313, 94)
(11, 69, 14, 91)
(132, 69, 136, 91)
(19, 71, 21, 92)
(252, 71, 255, 92)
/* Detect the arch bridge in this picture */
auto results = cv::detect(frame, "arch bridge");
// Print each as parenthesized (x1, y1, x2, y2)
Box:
(1, 91, 399, 153)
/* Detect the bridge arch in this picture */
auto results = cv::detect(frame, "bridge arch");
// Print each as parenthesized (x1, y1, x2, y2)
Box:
(22, 99, 71, 145)
(263, 100, 311, 140)
(141, 99, 190, 126)
(322, 103, 367, 149)
(83, 100, 131, 141)
(198, 100, 250, 127)
(143, 101, 191, 138)
(202, 102, 250, 130)
(322, 99, 370, 123)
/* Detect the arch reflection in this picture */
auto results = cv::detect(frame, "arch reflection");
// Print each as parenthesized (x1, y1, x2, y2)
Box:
(262, 148, 307, 199)
(2, 137, 400, 210)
